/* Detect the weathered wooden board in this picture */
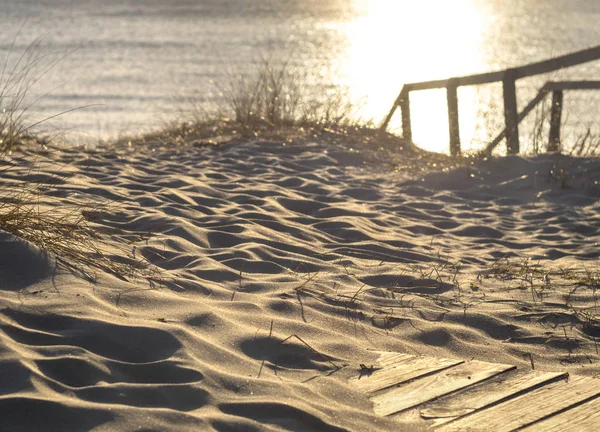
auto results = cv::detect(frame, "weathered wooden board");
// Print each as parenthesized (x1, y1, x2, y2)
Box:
(372, 360, 515, 416)
(352, 353, 463, 394)
(420, 370, 567, 426)
(438, 375, 600, 432)
(520, 396, 600, 432)
(375, 352, 419, 368)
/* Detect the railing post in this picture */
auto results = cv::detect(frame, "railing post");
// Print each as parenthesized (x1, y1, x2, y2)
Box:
(446, 79, 460, 157)
(399, 91, 412, 143)
(503, 69, 520, 154)
(381, 97, 400, 131)
(548, 90, 563, 152)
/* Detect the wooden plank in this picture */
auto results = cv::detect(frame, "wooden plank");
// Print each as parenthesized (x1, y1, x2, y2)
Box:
(548, 90, 563, 152)
(405, 78, 452, 92)
(352, 354, 463, 394)
(374, 352, 418, 368)
(503, 70, 520, 154)
(516, 45, 600, 80)
(484, 86, 549, 154)
(438, 375, 600, 432)
(406, 72, 504, 91)
(401, 45, 600, 91)
(546, 80, 600, 91)
(372, 360, 515, 416)
(381, 91, 402, 130)
(420, 370, 567, 426)
(399, 90, 412, 142)
(520, 396, 600, 432)
(447, 81, 461, 157)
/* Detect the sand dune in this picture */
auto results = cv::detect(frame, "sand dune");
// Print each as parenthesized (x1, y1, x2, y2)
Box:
(0, 139, 598, 431)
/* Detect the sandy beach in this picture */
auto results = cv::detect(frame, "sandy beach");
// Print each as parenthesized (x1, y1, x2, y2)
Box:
(1, 136, 599, 431)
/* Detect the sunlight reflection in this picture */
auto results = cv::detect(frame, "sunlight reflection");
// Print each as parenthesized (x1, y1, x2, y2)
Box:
(341, 0, 490, 153)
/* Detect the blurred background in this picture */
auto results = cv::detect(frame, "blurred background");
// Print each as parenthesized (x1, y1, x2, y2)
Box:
(0, 0, 598, 153)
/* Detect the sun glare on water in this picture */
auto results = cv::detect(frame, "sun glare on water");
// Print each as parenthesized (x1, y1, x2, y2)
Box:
(341, 0, 491, 153)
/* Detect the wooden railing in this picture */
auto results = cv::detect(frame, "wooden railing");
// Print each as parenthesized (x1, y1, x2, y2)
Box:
(483, 80, 600, 154)
(381, 45, 600, 156)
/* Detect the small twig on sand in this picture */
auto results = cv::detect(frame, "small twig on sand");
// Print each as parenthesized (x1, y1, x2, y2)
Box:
(294, 270, 320, 292)
(257, 320, 274, 379)
(528, 353, 535, 370)
(231, 262, 246, 301)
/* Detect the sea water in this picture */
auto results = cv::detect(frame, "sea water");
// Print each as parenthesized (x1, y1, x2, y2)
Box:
(0, 0, 598, 153)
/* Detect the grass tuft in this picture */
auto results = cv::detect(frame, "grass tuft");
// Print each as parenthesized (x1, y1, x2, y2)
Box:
(0, 34, 156, 284)
(122, 56, 402, 152)
(0, 165, 155, 282)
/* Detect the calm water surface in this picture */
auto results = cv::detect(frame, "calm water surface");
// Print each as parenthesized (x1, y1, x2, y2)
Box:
(1, 0, 598, 152)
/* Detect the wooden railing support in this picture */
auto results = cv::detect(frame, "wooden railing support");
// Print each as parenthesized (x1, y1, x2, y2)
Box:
(447, 79, 460, 157)
(502, 70, 519, 154)
(484, 81, 600, 155)
(548, 90, 563, 152)
(399, 90, 412, 143)
(381, 96, 400, 131)
(483, 84, 548, 155)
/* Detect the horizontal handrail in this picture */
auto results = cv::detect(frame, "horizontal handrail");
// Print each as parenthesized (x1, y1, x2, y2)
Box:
(544, 80, 600, 91)
(399, 45, 600, 92)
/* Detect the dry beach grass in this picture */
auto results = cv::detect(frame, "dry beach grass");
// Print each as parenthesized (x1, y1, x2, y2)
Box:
(0, 36, 154, 286)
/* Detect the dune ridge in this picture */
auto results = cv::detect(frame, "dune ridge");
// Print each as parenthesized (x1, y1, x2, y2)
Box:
(0, 139, 598, 431)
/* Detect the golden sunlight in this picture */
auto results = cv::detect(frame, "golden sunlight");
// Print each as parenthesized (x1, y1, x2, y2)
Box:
(341, 0, 491, 153)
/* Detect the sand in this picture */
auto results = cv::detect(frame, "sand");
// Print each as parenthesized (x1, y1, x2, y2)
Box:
(0, 138, 599, 431)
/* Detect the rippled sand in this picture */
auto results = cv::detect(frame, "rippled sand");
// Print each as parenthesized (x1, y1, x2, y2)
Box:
(1, 139, 599, 431)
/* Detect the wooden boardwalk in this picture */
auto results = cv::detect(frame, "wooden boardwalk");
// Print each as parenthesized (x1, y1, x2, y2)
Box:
(352, 351, 600, 431)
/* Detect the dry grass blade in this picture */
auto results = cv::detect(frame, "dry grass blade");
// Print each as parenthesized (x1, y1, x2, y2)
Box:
(0, 181, 155, 282)
(279, 334, 341, 371)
